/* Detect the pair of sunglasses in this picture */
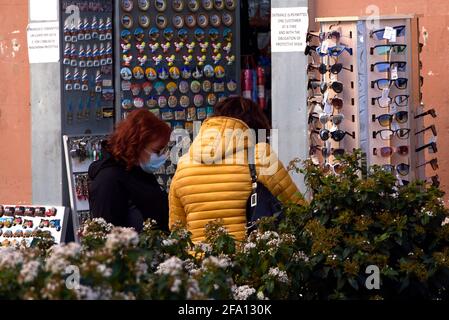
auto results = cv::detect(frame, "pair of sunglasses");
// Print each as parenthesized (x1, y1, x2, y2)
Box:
(416, 142, 438, 153)
(370, 25, 406, 40)
(323, 162, 344, 175)
(308, 63, 353, 75)
(371, 78, 408, 90)
(308, 80, 344, 94)
(322, 147, 345, 158)
(370, 44, 407, 55)
(372, 95, 409, 108)
(382, 163, 410, 176)
(417, 158, 439, 171)
(331, 97, 343, 110)
(371, 61, 407, 73)
(313, 129, 355, 142)
(316, 45, 353, 57)
(415, 109, 437, 119)
(374, 128, 410, 140)
(373, 146, 409, 157)
(374, 111, 408, 127)
(319, 113, 345, 125)
(416, 125, 437, 136)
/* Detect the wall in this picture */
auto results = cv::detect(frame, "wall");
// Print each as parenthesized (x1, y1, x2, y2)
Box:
(310, 0, 449, 200)
(0, 0, 31, 204)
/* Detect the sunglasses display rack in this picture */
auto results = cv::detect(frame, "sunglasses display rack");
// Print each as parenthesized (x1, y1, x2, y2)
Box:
(306, 24, 359, 174)
(0, 205, 69, 247)
(115, 0, 240, 191)
(63, 134, 109, 242)
(314, 15, 437, 186)
(61, 0, 116, 136)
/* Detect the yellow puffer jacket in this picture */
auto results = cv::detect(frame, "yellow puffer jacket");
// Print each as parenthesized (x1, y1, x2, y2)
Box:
(169, 116, 304, 243)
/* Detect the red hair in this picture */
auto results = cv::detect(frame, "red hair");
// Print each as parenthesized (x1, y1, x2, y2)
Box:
(108, 109, 171, 170)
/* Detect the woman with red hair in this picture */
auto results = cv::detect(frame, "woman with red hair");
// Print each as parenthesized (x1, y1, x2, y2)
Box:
(88, 109, 171, 232)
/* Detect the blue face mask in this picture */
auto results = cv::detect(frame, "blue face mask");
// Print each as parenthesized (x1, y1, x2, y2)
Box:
(140, 152, 168, 173)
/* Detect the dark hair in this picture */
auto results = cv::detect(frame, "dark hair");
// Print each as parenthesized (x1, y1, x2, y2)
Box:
(213, 97, 271, 131)
(108, 109, 171, 170)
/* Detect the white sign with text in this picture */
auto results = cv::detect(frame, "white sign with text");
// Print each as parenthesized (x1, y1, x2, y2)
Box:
(271, 7, 309, 53)
(27, 22, 60, 64)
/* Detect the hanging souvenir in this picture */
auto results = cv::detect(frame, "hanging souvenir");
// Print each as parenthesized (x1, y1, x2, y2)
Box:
(99, 18, 107, 41)
(149, 27, 160, 41)
(166, 82, 178, 95)
(146, 67, 157, 80)
(202, 80, 212, 92)
(194, 28, 206, 42)
(214, 0, 224, 10)
(122, 54, 133, 67)
(134, 97, 145, 108)
(191, 80, 201, 93)
(121, 30, 132, 43)
(181, 66, 192, 79)
(168, 95, 178, 108)
(169, 66, 181, 79)
(64, 69, 72, 91)
(212, 53, 222, 64)
(77, 18, 85, 41)
(131, 83, 142, 96)
(136, 41, 146, 54)
(152, 54, 163, 65)
(206, 106, 215, 117)
(138, 0, 150, 10)
(198, 14, 209, 28)
(161, 42, 170, 53)
(121, 14, 134, 29)
(142, 82, 153, 95)
(225, 55, 235, 65)
(200, 41, 209, 53)
(197, 107, 207, 120)
(100, 43, 107, 65)
(183, 54, 193, 65)
(166, 54, 176, 66)
(187, 0, 200, 11)
(133, 66, 145, 80)
(122, 99, 133, 110)
(222, 12, 233, 26)
(207, 93, 217, 106)
(83, 18, 91, 41)
(214, 65, 225, 78)
(172, 0, 184, 11)
(194, 94, 204, 107)
(227, 80, 237, 92)
(180, 95, 190, 108)
(106, 42, 113, 65)
(223, 28, 233, 42)
(225, 0, 236, 10)
(158, 96, 168, 108)
(179, 80, 189, 93)
(78, 45, 86, 67)
(156, 14, 168, 29)
(209, 28, 219, 42)
(122, 81, 132, 91)
(134, 28, 145, 42)
(203, 65, 214, 78)
(149, 42, 160, 53)
(175, 110, 186, 120)
(106, 17, 113, 40)
(139, 15, 151, 28)
(93, 44, 100, 67)
(122, 0, 134, 11)
(214, 81, 225, 92)
(218, 94, 227, 103)
(197, 55, 206, 66)
(174, 41, 185, 52)
(193, 66, 203, 79)
(178, 29, 188, 41)
(187, 41, 196, 53)
(185, 14, 196, 28)
(210, 14, 221, 27)
(187, 107, 197, 121)
(202, 0, 213, 10)
(147, 96, 158, 108)
(121, 67, 132, 81)
(162, 110, 174, 121)
(70, 44, 77, 67)
(149, 108, 161, 119)
(185, 122, 194, 134)
(212, 42, 222, 53)
(154, 0, 167, 11)
(173, 15, 184, 29)
(91, 16, 99, 39)
(138, 54, 148, 66)
(164, 27, 175, 41)
(158, 67, 169, 80)
(154, 81, 165, 94)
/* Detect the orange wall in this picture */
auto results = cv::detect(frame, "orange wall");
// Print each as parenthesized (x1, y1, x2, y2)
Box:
(310, 0, 449, 199)
(0, 0, 31, 203)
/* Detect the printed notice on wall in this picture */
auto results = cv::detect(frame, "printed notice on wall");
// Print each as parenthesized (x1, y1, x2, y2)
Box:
(271, 7, 309, 53)
(27, 22, 60, 64)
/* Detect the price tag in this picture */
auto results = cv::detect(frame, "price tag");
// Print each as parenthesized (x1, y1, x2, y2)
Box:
(379, 88, 391, 108)
(324, 100, 333, 115)
(320, 40, 330, 54)
(389, 29, 397, 43)
(383, 26, 394, 40)
(390, 66, 398, 80)
(429, 136, 437, 153)
(391, 121, 400, 131)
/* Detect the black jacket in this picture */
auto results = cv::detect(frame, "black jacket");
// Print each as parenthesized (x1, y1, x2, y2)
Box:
(87, 152, 169, 232)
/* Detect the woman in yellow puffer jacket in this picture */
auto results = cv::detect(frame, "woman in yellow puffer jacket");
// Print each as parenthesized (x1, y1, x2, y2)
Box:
(169, 97, 305, 243)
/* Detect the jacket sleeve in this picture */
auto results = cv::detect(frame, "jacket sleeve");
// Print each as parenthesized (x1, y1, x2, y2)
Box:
(255, 143, 306, 206)
(169, 174, 187, 230)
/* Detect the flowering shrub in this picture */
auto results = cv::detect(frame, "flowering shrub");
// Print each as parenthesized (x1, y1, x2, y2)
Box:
(0, 151, 448, 300)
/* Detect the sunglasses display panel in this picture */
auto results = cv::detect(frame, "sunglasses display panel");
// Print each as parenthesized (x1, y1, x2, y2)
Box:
(116, 0, 240, 192)
(0, 205, 69, 247)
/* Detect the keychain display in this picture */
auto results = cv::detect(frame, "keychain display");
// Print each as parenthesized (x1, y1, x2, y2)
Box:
(118, 0, 239, 191)
(62, 0, 115, 129)
(0, 204, 68, 247)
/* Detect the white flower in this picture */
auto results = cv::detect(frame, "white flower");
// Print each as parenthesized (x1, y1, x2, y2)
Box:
(232, 285, 256, 300)
(260, 231, 280, 241)
(202, 255, 232, 269)
(186, 279, 202, 300)
(135, 257, 149, 281)
(442, 217, 449, 226)
(45, 243, 81, 274)
(0, 248, 24, 269)
(155, 257, 184, 276)
(293, 251, 310, 263)
(19, 260, 40, 283)
(76, 285, 114, 300)
(162, 239, 179, 247)
(268, 267, 289, 284)
(96, 264, 113, 277)
(243, 242, 256, 253)
(171, 278, 182, 293)
(105, 227, 139, 250)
